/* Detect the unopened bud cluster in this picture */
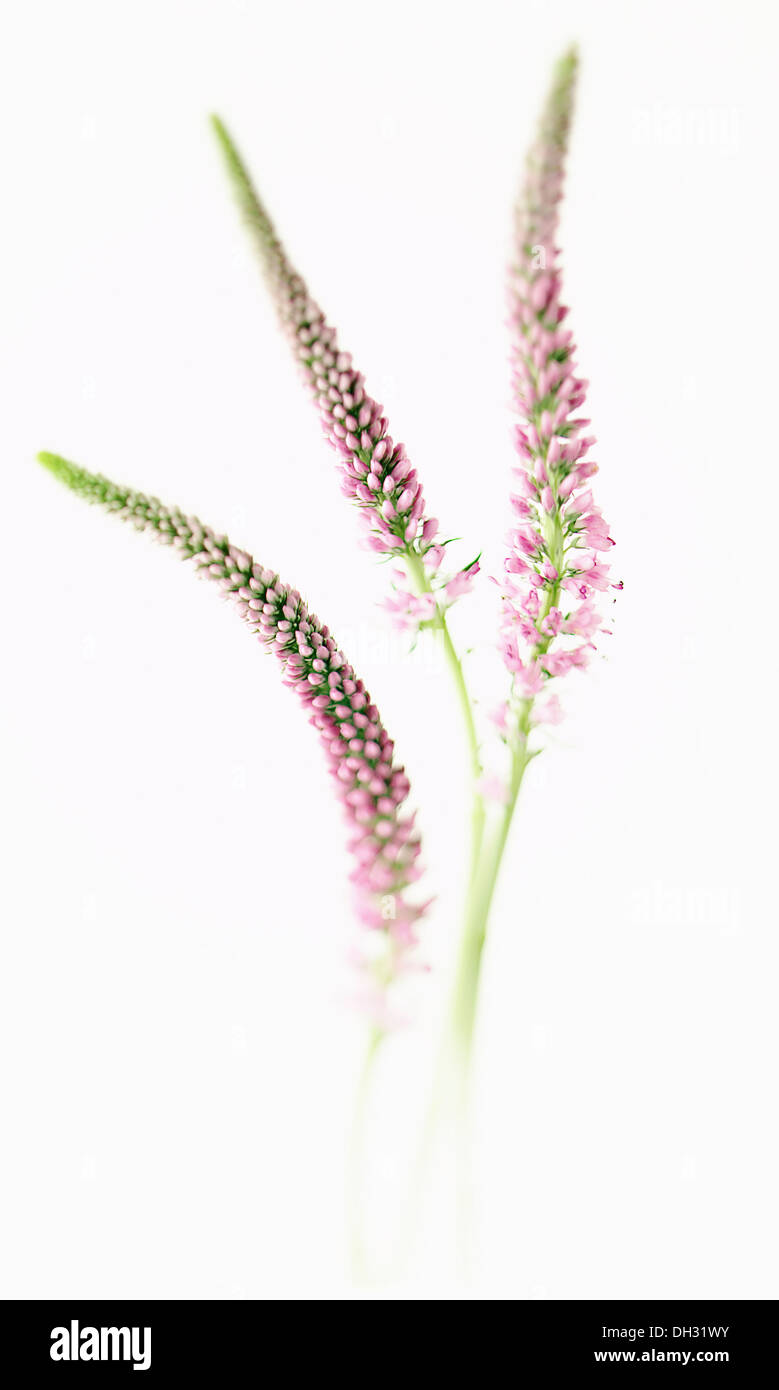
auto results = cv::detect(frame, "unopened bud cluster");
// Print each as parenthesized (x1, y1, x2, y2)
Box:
(40, 454, 427, 1008)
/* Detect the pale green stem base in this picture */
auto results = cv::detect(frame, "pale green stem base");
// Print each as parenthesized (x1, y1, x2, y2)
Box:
(351, 550, 486, 1280)
(442, 461, 564, 1259)
(451, 745, 529, 1067)
(447, 742, 530, 1270)
(352, 551, 538, 1280)
(347, 1025, 384, 1281)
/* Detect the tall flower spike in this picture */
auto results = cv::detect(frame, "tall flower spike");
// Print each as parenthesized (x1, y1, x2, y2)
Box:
(500, 48, 619, 740)
(38, 452, 428, 1026)
(210, 116, 479, 618)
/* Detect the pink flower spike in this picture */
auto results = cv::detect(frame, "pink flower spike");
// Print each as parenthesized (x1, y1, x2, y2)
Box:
(39, 453, 430, 1026)
(499, 48, 618, 735)
(210, 117, 473, 624)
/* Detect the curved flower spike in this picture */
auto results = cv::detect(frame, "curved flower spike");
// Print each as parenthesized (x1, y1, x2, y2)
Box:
(210, 118, 475, 613)
(39, 452, 428, 1023)
(499, 47, 620, 742)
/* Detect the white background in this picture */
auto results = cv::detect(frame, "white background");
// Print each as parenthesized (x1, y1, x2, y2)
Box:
(1, 0, 777, 1299)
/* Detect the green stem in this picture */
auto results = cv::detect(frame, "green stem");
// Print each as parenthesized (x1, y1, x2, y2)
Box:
(446, 454, 566, 1240)
(446, 739, 530, 1274)
(439, 617, 482, 782)
(403, 550, 486, 884)
(451, 743, 529, 1067)
(403, 551, 481, 774)
(350, 552, 486, 1279)
(450, 486, 564, 1079)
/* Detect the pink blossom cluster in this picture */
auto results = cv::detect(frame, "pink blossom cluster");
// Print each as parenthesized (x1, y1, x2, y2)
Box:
(280, 272, 439, 562)
(382, 560, 481, 634)
(501, 50, 619, 732)
(212, 118, 483, 640)
(212, 117, 440, 567)
(40, 454, 428, 1008)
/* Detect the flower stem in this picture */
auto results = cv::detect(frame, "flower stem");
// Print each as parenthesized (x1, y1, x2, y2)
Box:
(349, 552, 486, 1279)
(403, 552, 480, 772)
(403, 550, 486, 878)
(451, 743, 529, 1068)
(444, 738, 530, 1272)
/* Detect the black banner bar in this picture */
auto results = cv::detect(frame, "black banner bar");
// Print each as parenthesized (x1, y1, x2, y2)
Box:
(1, 1299, 775, 1376)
